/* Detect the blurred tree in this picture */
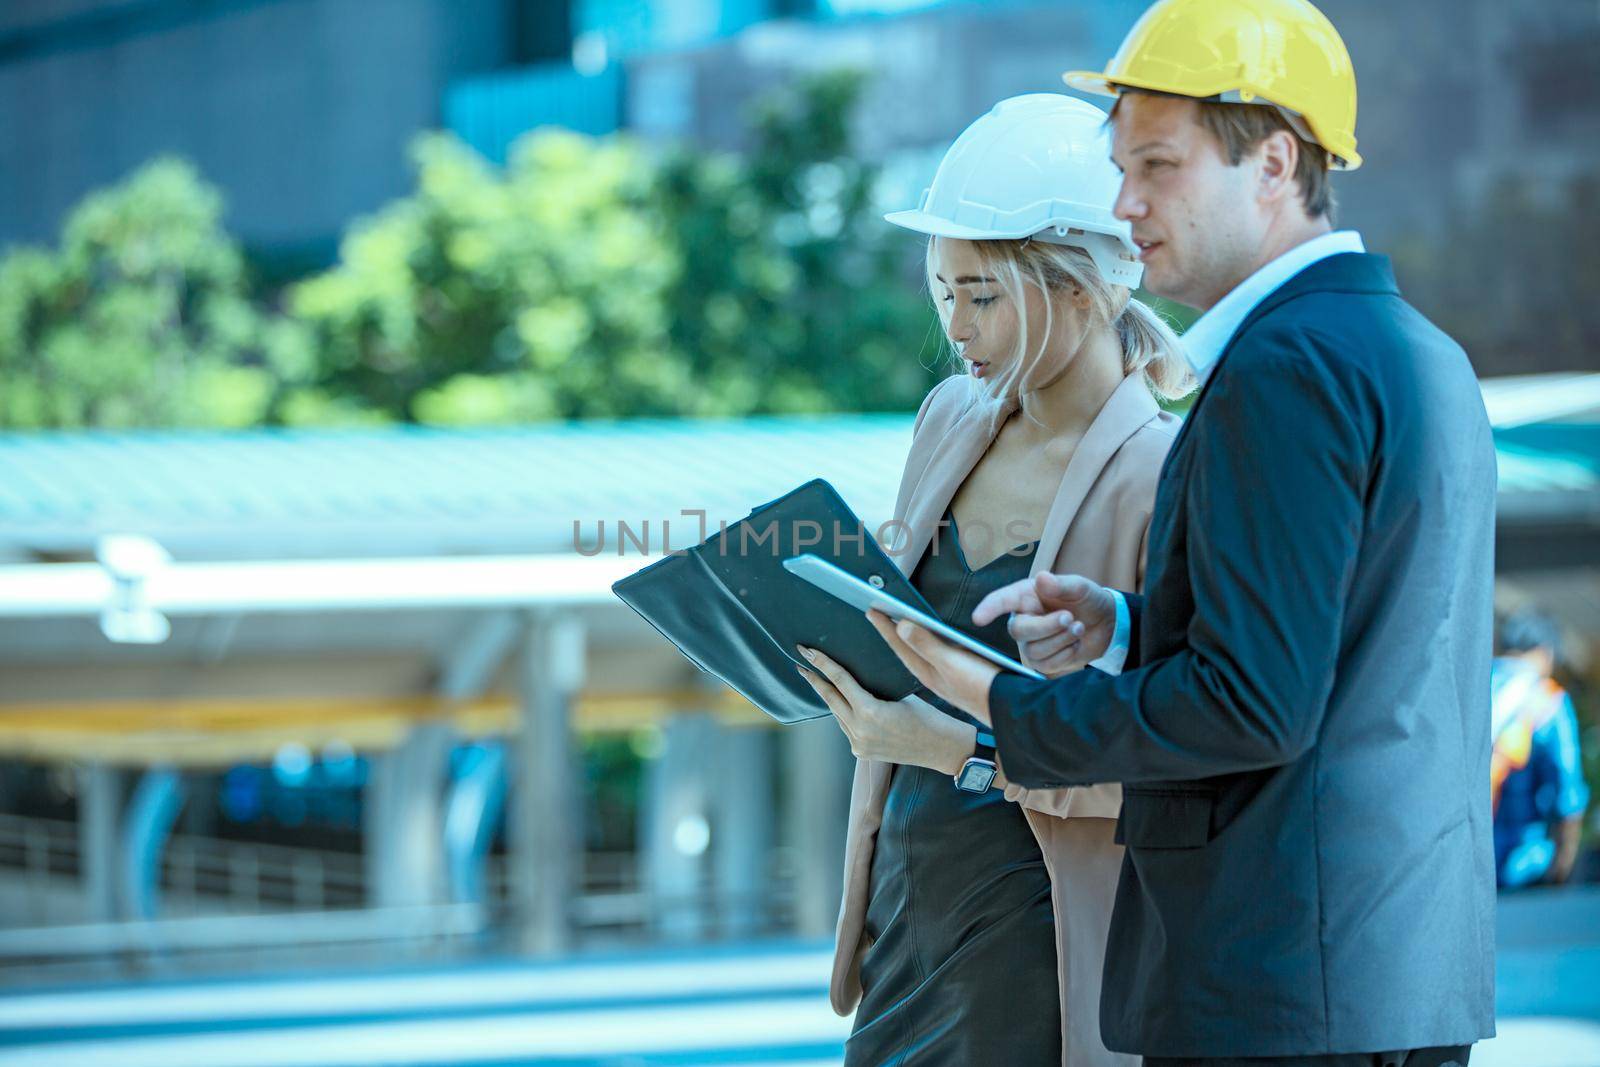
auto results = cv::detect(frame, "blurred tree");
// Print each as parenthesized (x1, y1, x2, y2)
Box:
(0, 158, 302, 429)
(293, 68, 942, 423)
(291, 130, 681, 423)
(655, 68, 942, 415)
(0, 71, 949, 429)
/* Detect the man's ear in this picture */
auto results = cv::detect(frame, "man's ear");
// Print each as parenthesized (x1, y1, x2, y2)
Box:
(1255, 128, 1299, 208)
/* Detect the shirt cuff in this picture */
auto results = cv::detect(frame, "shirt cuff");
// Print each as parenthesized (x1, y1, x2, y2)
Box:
(1086, 588, 1130, 675)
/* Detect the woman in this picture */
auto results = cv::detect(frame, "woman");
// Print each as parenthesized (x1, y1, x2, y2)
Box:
(796, 94, 1192, 1066)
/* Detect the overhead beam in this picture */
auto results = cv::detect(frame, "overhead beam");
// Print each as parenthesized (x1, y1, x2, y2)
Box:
(0, 687, 775, 766)
(0, 553, 647, 620)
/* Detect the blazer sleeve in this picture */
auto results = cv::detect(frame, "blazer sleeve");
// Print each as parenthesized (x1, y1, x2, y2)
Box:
(988, 336, 1375, 786)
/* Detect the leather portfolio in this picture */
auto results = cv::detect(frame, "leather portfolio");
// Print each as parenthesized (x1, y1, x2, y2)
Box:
(611, 479, 933, 724)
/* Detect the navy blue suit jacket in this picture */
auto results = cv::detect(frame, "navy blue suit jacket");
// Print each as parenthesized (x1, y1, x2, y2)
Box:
(989, 253, 1498, 1058)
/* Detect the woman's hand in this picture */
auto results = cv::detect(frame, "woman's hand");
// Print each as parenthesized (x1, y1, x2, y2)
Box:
(797, 645, 976, 774)
(866, 609, 1001, 725)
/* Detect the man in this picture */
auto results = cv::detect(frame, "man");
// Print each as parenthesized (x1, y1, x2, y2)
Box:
(1491, 609, 1589, 889)
(855, 0, 1498, 1063)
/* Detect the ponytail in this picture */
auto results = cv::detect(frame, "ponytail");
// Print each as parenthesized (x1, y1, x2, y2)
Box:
(1115, 298, 1195, 402)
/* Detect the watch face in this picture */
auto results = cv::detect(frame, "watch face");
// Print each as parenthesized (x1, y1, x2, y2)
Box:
(955, 759, 997, 793)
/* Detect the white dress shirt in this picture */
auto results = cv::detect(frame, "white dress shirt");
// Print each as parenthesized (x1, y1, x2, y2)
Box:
(1092, 230, 1366, 675)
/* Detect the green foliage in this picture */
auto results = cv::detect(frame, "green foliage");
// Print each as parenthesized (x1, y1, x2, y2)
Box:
(0, 71, 943, 430)
(296, 69, 940, 423)
(655, 69, 941, 416)
(0, 158, 292, 429)
(291, 131, 681, 422)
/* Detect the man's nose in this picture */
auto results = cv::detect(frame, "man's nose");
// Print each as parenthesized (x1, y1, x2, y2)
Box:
(1113, 179, 1144, 223)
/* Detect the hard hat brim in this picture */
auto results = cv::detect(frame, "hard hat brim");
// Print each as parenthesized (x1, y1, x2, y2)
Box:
(882, 210, 1042, 242)
(1060, 69, 1363, 170)
(1061, 70, 1121, 99)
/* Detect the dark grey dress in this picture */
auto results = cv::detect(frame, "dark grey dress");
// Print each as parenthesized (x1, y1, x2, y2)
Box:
(845, 511, 1060, 1066)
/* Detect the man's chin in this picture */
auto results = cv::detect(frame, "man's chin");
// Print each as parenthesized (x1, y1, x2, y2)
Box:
(1141, 264, 1202, 311)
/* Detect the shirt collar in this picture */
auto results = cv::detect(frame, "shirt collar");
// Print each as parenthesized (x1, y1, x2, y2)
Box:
(1180, 230, 1366, 384)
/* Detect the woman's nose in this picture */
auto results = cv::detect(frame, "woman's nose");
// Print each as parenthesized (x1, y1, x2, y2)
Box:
(948, 318, 976, 344)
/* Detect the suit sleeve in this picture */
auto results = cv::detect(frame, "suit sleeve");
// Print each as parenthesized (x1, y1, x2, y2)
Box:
(1123, 593, 1145, 671)
(1124, 517, 1151, 670)
(989, 341, 1373, 785)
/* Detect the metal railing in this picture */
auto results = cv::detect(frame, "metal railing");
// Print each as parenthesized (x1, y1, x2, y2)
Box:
(162, 831, 365, 912)
(0, 812, 366, 916)
(0, 814, 801, 970)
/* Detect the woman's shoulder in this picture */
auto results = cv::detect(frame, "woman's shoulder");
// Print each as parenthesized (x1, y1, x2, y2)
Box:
(1106, 407, 1182, 485)
(911, 373, 978, 438)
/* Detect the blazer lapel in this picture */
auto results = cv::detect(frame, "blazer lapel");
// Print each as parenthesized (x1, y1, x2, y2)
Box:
(891, 392, 1016, 575)
(1029, 373, 1160, 576)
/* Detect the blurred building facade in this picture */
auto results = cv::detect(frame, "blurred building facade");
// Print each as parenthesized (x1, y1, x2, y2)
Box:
(1, 0, 1598, 982)
(0, 1, 1593, 316)
(0, 382, 1597, 979)
(5, 1, 1599, 353)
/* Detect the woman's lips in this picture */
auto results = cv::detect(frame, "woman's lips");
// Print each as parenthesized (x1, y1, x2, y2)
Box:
(970, 360, 988, 379)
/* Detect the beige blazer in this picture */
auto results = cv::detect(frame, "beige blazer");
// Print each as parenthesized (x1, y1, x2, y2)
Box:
(830, 371, 1179, 1066)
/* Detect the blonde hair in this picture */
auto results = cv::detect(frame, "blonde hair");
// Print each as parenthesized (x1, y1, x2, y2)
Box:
(926, 237, 1195, 409)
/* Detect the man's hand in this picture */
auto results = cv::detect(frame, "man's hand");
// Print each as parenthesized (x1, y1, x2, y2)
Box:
(866, 609, 1001, 725)
(972, 572, 1118, 677)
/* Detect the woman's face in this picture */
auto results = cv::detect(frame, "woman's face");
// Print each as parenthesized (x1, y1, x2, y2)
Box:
(931, 238, 1082, 396)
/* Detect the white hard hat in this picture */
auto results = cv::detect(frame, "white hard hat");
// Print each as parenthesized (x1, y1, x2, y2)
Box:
(885, 94, 1142, 289)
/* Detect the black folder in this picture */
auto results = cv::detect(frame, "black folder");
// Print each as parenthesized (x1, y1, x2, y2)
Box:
(611, 479, 935, 723)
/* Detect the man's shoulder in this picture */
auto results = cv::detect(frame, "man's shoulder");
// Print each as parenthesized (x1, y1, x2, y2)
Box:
(1234, 257, 1458, 365)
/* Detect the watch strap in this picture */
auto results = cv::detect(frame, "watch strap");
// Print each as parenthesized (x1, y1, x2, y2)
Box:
(972, 727, 996, 764)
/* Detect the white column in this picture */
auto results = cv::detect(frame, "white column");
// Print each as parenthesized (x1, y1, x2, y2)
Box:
(713, 724, 774, 939)
(509, 611, 585, 955)
(642, 712, 718, 940)
(364, 722, 454, 909)
(77, 763, 124, 923)
(782, 718, 855, 938)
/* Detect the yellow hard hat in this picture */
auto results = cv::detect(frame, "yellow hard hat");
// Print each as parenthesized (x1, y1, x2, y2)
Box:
(1063, 0, 1362, 170)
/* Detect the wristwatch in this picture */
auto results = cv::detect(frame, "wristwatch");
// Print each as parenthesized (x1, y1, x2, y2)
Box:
(953, 728, 998, 793)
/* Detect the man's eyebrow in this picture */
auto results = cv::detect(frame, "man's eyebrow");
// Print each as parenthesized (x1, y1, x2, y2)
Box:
(934, 273, 998, 285)
(1111, 139, 1175, 173)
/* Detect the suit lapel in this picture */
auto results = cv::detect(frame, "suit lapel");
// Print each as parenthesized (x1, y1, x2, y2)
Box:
(1029, 373, 1159, 577)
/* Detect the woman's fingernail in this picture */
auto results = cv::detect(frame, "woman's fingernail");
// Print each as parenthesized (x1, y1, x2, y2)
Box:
(799, 646, 816, 661)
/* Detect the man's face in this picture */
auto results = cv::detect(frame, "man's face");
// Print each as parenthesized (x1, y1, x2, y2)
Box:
(1109, 93, 1267, 311)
